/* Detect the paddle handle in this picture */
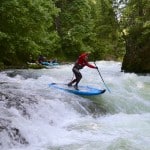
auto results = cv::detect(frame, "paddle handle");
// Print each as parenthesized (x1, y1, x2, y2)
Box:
(94, 62, 111, 93)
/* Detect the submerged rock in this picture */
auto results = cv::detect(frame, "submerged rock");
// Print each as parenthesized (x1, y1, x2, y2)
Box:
(0, 118, 28, 148)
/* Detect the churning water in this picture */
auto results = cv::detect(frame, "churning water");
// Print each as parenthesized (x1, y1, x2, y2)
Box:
(0, 61, 150, 150)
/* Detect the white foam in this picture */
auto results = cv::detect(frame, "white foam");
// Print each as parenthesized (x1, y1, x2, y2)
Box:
(0, 61, 150, 150)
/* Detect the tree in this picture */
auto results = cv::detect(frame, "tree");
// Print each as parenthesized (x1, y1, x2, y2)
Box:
(0, 0, 60, 65)
(89, 0, 121, 60)
(120, 0, 150, 72)
(55, 0, 95, 60)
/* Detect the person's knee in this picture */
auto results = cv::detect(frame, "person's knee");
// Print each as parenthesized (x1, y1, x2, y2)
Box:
(79, 75, 82, 79)
(78, 74, 82, 80)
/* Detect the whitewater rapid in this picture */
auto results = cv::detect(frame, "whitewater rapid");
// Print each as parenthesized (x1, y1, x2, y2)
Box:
(0, 61, 150, 150)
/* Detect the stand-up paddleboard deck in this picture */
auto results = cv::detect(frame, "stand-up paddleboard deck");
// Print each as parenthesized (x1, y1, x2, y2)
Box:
(49, 83, 106, 96)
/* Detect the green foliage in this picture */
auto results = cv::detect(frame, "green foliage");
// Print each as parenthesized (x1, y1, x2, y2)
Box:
(56, 0, 95, 59)
(55, 0, 122, 60)
(0, 0, 60, 65)
(0, 0, 127, 67)
(0, 61, 4, 70)
(120, 0, 150, 50)
(90, 0, 122, 60)
(120, 0, 150, 72)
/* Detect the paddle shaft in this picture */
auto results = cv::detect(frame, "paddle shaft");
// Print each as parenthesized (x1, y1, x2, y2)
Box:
(94, 62, 111, 93)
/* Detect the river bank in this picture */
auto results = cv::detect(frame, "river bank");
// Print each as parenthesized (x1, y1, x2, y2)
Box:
(0, 61, 73, 71)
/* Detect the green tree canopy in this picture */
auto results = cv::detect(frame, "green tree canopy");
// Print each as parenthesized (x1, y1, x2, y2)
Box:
(0, 0, 127, 67)
(0, 0, 60, 65)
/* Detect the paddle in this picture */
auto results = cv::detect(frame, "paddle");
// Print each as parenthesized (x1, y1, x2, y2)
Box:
(94, 61, 111, 93)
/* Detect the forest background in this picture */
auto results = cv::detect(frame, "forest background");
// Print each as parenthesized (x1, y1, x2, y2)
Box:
(0, 0, 149, 72)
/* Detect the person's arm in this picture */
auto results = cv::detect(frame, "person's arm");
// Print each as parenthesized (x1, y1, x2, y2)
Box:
(85, 60, 96, 68)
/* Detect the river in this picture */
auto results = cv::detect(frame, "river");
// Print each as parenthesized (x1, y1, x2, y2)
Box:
(0, 61, 150, 150)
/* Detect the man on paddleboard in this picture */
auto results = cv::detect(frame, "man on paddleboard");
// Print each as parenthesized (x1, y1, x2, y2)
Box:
(68, 52, 98, 90)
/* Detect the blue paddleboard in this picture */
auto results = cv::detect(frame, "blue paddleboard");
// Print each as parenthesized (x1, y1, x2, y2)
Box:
(49, 83, 106, 96)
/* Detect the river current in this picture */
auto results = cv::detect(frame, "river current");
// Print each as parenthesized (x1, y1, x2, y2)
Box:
(0, 61, 150, 150)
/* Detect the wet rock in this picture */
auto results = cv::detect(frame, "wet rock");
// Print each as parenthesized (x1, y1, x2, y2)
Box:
(0, 118, 28, 147)
(122, 34, 150, 73)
